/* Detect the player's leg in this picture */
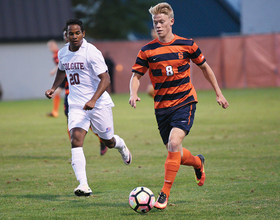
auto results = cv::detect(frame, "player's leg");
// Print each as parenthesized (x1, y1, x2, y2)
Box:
(53, 87, 62, 116)
(180, 148, 205, 186)
(64, 94, 72, 164)
(155, 103, 204, 209)
(100, 134, 131, 165)
(90, 129, 108, 156)
(47, 79, 66, 117)
(178, 103, 205, 186)
(99, 138, 108, 156)
(47, 87, 62, 117)
(63, 94, 70, 140)
(89, 107, 132, 165)
(154, 127, 184, 209)
(70, 127, 92, 196)
(68, 107, 92, 196)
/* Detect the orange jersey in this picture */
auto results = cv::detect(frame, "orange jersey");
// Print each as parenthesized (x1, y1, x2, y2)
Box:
(132, 35, 206, 115)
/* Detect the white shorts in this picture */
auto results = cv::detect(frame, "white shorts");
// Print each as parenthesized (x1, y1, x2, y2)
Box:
(68, 106, 114, 140)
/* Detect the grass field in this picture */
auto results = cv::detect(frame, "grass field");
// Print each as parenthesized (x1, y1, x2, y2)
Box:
(0, 88, 279, 219)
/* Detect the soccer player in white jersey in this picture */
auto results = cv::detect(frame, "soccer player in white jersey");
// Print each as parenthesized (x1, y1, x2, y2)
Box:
(45, 18, 132, 197)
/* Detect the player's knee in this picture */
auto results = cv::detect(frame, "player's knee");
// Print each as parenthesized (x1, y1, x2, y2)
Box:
(168, 139, 180, 152)
(70, 128, 86, 148)
(71, 134, 83, 148)
(71, 138, 83, 148)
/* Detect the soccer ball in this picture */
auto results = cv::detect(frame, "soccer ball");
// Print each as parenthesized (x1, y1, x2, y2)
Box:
(128, 186, 155, 213)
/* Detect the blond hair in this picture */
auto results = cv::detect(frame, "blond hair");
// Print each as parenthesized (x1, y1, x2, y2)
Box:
(149, 2, 174, 19)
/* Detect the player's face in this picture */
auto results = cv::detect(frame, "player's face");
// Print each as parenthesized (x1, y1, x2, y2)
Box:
(152, 13, 174, 41)
(66, 24, 85, 52)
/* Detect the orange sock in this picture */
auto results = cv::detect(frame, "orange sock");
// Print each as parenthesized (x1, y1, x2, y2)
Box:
(180, 148, 201, 169)
(52, 94, 60, 116)
(161, 151, 181, 198)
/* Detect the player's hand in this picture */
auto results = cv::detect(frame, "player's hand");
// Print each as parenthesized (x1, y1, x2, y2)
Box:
(216, 94, 229, 109)
(83, 100, 95, 111)
(129, 95, 141, 109)
(45, 89, 55, 99)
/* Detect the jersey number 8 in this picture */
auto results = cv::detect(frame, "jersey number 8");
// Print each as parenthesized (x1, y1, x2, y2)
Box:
(166, 66, 174, 76)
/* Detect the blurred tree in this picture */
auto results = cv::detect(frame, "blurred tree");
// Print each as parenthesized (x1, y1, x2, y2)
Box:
(72, 0, 158, 40)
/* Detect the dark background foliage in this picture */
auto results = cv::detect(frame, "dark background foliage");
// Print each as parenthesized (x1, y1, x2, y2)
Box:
(72, 0, 158, 40)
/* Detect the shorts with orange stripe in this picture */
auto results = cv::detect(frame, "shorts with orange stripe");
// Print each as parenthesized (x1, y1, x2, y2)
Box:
(156, 102, 196, 145)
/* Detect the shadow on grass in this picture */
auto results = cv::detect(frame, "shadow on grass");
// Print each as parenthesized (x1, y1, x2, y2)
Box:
(0, 194, 198, 218)
(1, 193, 131, 208)
(1, 194, 72, 201)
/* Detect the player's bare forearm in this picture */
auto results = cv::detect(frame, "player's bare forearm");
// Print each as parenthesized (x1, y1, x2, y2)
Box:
(129, 73, 142, 108)
(199, 62, 229, 109)
(52, 69, 66, 90)
(45, 69, 65, 99)
(83, 72, 110, 110)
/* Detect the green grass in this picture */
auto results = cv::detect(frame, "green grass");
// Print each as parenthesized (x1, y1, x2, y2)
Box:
(0, 88, 279, 219)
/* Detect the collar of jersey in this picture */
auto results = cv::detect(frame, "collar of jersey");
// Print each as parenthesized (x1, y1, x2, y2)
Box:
(64, 38, 87, 49)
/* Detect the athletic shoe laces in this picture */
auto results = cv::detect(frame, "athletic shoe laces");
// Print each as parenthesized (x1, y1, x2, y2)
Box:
(157, 192, 167, 203)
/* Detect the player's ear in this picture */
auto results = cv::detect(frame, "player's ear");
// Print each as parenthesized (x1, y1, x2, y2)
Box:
(64, 32, 67, 40)
(170, 18, 174, 26)
(83, 30, 85, 37)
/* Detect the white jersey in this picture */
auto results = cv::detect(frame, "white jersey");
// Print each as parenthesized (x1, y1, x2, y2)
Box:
(58, 39, 114, 109)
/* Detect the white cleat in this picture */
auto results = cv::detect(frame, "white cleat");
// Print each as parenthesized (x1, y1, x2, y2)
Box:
(74, 184, 93, 197)
(118, 143, 132, 165)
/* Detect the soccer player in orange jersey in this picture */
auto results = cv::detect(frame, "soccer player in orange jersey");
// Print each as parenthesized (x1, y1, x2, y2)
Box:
(129, 2, 229, 209)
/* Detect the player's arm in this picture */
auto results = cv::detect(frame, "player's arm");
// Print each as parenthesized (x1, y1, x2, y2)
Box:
(199, 62, 229, 109)
(129, 72, 142, 108)
(83, 71, 110, 110)
(45, 68, 66, 99)
(50, 65, 58, 75)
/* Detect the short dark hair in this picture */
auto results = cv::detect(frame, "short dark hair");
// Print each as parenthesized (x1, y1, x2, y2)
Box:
(65, 18, 84, 32)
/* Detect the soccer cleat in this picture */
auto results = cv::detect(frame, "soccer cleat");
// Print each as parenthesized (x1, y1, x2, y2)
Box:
(194, 154, 206, 186)
(100, 142, 108, 156)
(118, 142, 132, 165)
(154, 192, 168, 210)
(74, 184, 93, 197)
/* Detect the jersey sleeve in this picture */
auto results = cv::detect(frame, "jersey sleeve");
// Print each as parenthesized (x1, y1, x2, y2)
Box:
(57, 50, 65, 71)
(190, 41, 206, 66)
(87, 45, 108, 75)
(132, 48, 149, 75)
